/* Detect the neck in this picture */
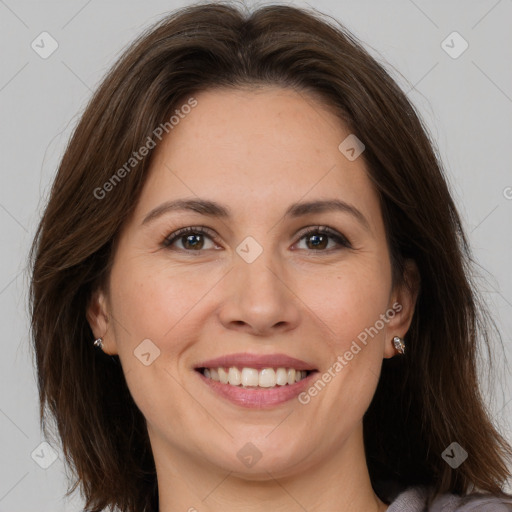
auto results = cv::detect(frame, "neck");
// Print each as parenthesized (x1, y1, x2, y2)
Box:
(150, 422, 389, 512)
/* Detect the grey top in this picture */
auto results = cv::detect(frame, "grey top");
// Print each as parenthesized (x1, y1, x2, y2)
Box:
(387, 485, 512, 511)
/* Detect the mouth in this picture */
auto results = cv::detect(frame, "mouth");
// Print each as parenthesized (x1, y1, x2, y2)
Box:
(193, 353, 319, 408)
(195, 366, 315, 388)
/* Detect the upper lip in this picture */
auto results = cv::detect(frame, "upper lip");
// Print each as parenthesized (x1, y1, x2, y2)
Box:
(194, 352, 317, 371)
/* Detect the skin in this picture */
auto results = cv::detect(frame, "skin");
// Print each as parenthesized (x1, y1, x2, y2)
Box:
(87, 86, 419, 512)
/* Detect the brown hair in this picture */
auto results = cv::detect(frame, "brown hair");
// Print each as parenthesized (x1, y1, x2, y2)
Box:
(28, 1, 512, 511)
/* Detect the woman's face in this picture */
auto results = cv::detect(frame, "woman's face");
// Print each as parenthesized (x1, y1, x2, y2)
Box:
(89, 86, 417, 483)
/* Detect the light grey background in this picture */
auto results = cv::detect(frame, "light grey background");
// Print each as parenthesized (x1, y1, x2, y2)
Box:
(1, 0, 511, 510)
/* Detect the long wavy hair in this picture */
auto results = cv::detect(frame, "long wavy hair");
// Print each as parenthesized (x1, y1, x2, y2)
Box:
(28, 2, 512, 511)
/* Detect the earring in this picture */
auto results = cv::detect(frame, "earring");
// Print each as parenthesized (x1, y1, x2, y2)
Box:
(393, 336, 405, 354)
(93, 337, 103, 350)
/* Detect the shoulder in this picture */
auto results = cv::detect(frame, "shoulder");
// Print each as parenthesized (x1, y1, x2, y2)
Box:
(387, 485, 512, 512)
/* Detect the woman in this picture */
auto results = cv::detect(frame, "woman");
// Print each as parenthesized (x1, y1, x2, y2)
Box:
(28, 2, 512, 511)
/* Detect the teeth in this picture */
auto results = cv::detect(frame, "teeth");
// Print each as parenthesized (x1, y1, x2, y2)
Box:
(218, 367, 228, 384)
(228, 367, 241, 386)
(259, 368, 275, 387)
(276, 368, 288, 385)
(241, 368, 259, 386)
(200, 367, 310, 387)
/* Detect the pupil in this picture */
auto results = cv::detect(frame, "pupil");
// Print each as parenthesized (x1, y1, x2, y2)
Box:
(181, 233, 328, 251)
(184, 234, 202, 249)
(309, 234, 326, 249)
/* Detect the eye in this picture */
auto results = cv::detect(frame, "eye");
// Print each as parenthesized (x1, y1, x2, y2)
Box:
(162, 225, 351, 253)
(294, 226, 352, 252)
(162, 226, 219, 252)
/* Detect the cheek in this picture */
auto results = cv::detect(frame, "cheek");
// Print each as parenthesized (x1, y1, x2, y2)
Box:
(111, 257, 203, 332)
(296, 264, 390, 425)
(107, 261, 201, 425)
(296, 257, 392, 347)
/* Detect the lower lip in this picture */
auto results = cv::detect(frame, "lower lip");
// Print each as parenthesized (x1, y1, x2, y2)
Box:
(195, 370, 318, 409)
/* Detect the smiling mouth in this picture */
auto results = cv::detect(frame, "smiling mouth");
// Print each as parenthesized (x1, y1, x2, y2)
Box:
(195, 367, 316, 388)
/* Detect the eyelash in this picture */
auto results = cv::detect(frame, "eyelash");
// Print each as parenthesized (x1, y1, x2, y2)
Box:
(161, 225, 352, 253)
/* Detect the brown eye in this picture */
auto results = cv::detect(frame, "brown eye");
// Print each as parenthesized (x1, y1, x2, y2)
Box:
(295, 226, 351, 251)
(163, 227, 218, 251)
(304, 232, 329, 250)
(162, 225, 351, 254)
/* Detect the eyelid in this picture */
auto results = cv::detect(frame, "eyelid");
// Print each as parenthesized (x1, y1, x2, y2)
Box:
(162, 225, 218, 248)
(294, 225, 352, 249)
(161, 224, 352, 251)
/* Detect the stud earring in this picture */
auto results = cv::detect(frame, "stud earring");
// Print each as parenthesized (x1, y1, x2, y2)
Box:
(93, 337, 103, 350)
(393, 336, 405, 355)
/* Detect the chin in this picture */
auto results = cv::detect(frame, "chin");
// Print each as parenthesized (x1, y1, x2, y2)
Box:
(199, 436, 317, 480)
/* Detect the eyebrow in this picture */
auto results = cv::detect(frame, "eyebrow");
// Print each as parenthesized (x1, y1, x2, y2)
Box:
(141, 198, 371, 232)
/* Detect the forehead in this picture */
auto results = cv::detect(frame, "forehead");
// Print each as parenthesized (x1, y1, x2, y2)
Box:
(158, 86, 351, 175)
(135, 86, 381, 230)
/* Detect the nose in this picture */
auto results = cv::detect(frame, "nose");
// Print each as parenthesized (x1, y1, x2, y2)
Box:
(217, 247, 301, 337)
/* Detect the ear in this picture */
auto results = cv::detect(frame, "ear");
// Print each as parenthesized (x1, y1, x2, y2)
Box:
(86, 287, 117, 355)
(383, 259, 420, 359)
